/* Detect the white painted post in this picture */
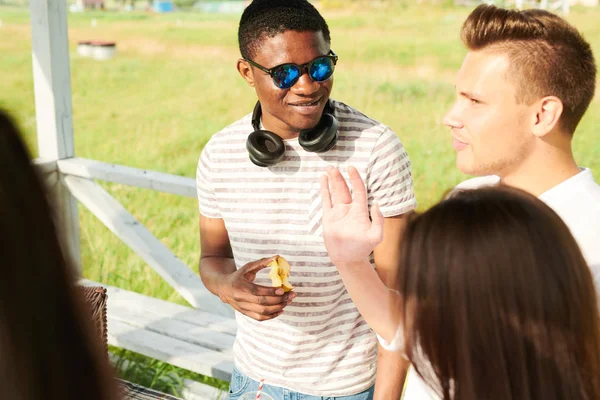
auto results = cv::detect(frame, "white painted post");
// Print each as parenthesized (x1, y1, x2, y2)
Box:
(30, 0, 81, 271)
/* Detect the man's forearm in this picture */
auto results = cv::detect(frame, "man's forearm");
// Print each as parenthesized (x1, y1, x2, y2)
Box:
(199, 256, 236, 299)
(374, 344, 410, 400)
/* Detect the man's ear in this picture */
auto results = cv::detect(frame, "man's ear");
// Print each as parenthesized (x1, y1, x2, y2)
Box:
(531, 96, 564, 138)
(237, 59, 255, 87)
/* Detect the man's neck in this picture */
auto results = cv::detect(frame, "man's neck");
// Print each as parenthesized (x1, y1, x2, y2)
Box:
(500, 147, 580, 197)
(261, 114, 300, 140)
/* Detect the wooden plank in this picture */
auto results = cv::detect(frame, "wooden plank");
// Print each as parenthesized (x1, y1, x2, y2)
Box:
(33, 157, 58, 174)
(31, 1, 75, 159)
(66, 176, 233, 317)
(109, 304, 235, 354)
(108, 318, 234, 382)
(58, 158, 196, 198)
(34, 158, 59, 187)
(30, 0, 80, 271)
(81, 281, 237, 335)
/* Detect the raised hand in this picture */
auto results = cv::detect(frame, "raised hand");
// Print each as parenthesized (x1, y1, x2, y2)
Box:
(320, 166, 384, 266)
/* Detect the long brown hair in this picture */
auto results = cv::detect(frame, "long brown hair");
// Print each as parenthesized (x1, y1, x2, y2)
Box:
(399, 186, 600, 400)
(461, 5, 596, 134)
(0, 110, 118, 399)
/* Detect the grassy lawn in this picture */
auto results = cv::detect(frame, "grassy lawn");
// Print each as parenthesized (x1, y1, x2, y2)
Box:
(1, 1, 599, 394)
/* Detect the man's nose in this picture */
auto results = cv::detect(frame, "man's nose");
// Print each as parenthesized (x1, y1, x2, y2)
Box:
(290, 69, 320, 96)
(442, 102, 463, 129)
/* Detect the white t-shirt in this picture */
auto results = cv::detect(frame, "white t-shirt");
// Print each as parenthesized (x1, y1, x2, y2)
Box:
(455, 168, 600, 280)
(382, 168, 600, 399)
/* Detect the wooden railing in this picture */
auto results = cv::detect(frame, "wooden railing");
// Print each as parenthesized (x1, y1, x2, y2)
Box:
(30, 0, 232, 318)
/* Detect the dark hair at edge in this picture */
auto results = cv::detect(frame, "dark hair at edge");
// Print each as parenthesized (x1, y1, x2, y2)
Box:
(0, 110, 118, 400)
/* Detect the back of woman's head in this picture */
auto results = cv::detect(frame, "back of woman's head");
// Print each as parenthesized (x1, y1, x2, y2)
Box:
(399, 186, 600, 400)
(0, 110, 117, 399)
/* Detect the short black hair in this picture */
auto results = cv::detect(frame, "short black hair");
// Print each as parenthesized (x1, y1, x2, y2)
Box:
(238, 0, 331, 60)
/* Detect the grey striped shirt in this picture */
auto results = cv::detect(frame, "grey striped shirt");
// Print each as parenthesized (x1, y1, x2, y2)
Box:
(196, 99, 416, 396)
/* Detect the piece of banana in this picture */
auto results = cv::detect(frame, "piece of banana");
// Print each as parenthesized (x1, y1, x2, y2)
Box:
(267, 256, 293, 292)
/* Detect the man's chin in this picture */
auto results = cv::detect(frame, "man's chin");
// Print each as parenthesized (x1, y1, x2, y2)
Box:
(456, 158, 478, 176)
(457, 161, 495, 177)
(291, 118, 323, 132)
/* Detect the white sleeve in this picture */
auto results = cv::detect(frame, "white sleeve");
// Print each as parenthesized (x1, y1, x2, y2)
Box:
(367, 128, 416, 217)
(196, 143, 221, 218)
(376, 325, 404, 352)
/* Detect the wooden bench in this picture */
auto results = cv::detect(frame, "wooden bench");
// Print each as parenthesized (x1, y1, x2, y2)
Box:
(83, 280, 234, 399)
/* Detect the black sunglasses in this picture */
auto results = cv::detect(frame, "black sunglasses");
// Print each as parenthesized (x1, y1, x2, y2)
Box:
(245, 50, 338, 89)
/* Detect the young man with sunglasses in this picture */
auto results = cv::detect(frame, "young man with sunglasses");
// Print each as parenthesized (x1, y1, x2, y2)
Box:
(196, 0, 416, 399)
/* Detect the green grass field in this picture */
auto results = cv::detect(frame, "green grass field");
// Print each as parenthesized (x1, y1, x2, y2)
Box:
(1, 2, 599, 393)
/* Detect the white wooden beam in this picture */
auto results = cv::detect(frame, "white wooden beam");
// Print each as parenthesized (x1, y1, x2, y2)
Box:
(66, 176, 233, 317)
(33, 157, 58, 174)
(108, 318, 234, 382)
(108, 304, 236, 353)
(58, 158, 196, 198)
(33, 157, 59, 187)
(81, 280, 238, 335)
(30, 0, 80, 270)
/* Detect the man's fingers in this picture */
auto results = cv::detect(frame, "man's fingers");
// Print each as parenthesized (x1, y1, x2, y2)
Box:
(320, 174, 332, 211)
(253, 284, 287, 297)
(245, 310, 285, 322)
(236, 289, 293, 306)
(242, 256, 278, 275)
(326, 166, 352, 205)
(348, 166, 368, 205)
(238, 301, 289, 316)
(233, 279, 295, 300)
(235, 281, 286, 298)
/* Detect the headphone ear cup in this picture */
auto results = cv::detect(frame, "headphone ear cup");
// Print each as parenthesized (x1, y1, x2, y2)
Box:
(246, 130, 286, 167)
(298, 113, 339, 153)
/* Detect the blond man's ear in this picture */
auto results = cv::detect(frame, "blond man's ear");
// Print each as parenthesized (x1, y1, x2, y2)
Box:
(531, 96, 564, 138)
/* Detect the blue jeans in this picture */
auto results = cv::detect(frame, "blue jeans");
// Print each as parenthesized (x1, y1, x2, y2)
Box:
(228, 366, 375, 400)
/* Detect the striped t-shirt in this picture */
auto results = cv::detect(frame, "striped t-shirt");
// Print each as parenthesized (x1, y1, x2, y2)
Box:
(196, 99, 416, 396)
